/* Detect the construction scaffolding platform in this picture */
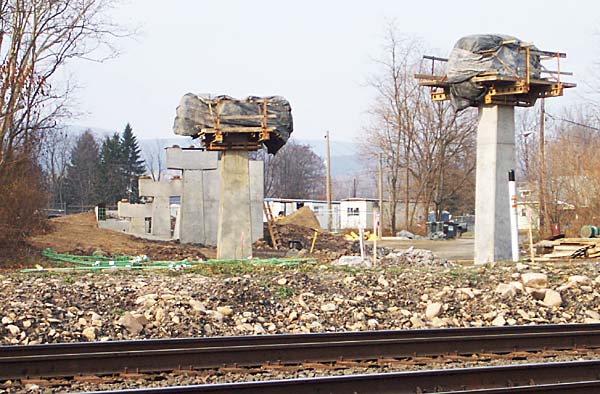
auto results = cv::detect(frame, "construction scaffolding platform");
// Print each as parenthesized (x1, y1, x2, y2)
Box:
(415, 45, 576, 107)
(197, 98, 276, 151)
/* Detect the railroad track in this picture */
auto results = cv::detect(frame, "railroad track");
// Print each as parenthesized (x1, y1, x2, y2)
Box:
(2, 323, 600, 393)
(84, 360, 600, 393)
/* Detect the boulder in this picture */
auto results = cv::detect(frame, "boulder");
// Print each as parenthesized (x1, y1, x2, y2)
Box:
(118, 312, 143, 335)
(425, 303, 443, 320)
(521, 273, 548, 289)
(543, 289, 562, 307)
(495, 283, 516, 299)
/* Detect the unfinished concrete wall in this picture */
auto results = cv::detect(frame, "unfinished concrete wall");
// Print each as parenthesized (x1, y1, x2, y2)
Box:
(117, 201, 152, 235)
(166, 147, 219, 245)
(166, 147, 263, 247)
(138, 177, 182, 239)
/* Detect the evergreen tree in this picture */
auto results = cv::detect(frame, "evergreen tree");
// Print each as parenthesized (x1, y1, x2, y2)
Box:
(121, 123, 146, 202)
(65, 130, 100, 207)
(96, 133, 127, 205)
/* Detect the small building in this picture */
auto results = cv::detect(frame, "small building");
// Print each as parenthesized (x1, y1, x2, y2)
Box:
(340, 198, 378, 230)
(340, 198, 429, 232)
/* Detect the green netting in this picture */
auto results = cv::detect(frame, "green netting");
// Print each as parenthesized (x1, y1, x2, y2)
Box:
(21, 249, 316, 273)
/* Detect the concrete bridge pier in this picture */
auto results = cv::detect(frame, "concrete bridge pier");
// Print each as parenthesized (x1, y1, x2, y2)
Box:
(474, 104, 516, 264)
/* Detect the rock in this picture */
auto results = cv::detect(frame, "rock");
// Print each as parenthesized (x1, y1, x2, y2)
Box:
(277, 278, 287, 285)
(22, 320, 32, 329)
(396, 230, 415, 239)
(568, 275, 591, 285)
(367, 319, 379, 328)
(495, 283, 516, 299)
(118, 312, 143, 335)
(320, 303, 337, 312)
(216, 306, 233, 316)
(526, 287, 547, 300)
(509, 281, 524, 292)
(1, 316, 13, 325)
(82, 327, 96, 341)
(154, 308, 165, 322)
(586, 310, 600, 320)
(332, 256, 372, 269)
(516, 263, 529, 271)
(211, 311, 224, 322)
(6, 324, 19, 335)
(491, 315, 506, 326)
(425, 303, 443, 320)
(189, 299, 206, 312)
(521, 273, 548, 289)
(410, 315, 425, 328)
(377, 276, 389, 287)
(543, 289, 562, 307)
(458, 288, 475, 299)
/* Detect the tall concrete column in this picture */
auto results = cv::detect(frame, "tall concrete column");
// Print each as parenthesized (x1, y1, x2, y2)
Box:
(474, 105, 516, 264)
(217, 150, 253, 259)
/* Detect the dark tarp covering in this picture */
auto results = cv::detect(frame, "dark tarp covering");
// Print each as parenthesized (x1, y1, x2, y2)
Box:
(173, 93, 293, 154)
(446, 34, 540, 110)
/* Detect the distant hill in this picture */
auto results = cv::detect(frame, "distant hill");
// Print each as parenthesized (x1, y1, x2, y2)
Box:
(66, 125, 363, 178)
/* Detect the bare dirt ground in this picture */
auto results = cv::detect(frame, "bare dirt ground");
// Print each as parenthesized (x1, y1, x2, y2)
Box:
(377, 238, 474, 261)
(27, 212, 215, 262)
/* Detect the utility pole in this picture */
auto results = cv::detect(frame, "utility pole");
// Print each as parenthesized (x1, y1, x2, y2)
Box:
(325, 130, 332, 231)
(378, 153, 384, 238)
(538, 98, 546, 237)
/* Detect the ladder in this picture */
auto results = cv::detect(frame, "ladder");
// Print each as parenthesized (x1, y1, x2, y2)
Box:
(263, 202, 282, 249)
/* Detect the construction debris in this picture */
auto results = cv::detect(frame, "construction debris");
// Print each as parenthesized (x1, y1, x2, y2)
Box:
(536, 238, 600, 261)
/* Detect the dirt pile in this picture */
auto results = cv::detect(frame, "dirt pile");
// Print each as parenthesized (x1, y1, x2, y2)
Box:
(276, 224, 352, 253)
(276, 206, 321, 230)
(28, 212, 212, 261)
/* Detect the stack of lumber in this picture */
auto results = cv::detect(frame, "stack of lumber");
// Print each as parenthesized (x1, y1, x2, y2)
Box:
(536, 238, 600, 261)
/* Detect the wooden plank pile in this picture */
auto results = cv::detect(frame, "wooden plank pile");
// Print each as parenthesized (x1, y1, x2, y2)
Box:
(536, 238, 600, 261)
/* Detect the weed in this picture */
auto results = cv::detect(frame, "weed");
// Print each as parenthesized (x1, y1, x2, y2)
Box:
(113, 308, 125, 316)
(275, 286, 295, 299)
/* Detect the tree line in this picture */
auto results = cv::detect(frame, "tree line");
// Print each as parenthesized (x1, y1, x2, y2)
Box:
(43, 124, 146, 209)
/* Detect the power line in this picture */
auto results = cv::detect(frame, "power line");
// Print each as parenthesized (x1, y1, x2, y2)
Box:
(546, 112, 600, 132)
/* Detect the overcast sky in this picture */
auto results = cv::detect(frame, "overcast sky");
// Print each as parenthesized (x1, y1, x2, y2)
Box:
(69, 0, 597, 141)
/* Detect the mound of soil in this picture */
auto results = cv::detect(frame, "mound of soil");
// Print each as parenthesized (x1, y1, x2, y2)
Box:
(276, 206, 321, 230)
(28, 212, 213, 262)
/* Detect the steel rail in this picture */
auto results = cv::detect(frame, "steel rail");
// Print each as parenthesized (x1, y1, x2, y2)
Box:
(83, 360, 600, 394)
(3, 324, 600, 379)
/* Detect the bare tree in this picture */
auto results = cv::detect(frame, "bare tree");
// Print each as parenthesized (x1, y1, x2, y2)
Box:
(259, 140, 325, 200)
(143, 139, 166, 182)
(39, 127, 73, 206)
(364, 25, 477, 232)
(0, 0, 123, 166)
(0, 0, 126, 253)
(363, 27, 424, 232)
